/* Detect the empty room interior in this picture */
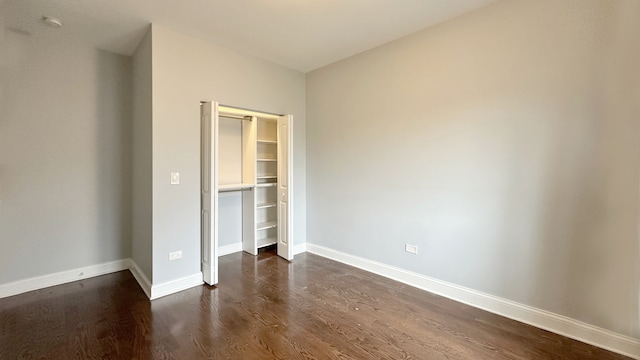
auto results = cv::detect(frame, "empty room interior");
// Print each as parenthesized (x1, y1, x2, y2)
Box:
(1, 0, 639, 358)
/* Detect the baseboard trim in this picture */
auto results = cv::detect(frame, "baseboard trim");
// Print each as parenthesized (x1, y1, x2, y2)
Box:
(218, 242, 306, 257)
(128, 260, 152, 299)
(0, 259, 130, 299)
(150, 272, 203, 300)
(306, 243, 640, 359)
(294, 242, 307, 255)
(219, 243, 243, 256)
(1, 259, 204, 302)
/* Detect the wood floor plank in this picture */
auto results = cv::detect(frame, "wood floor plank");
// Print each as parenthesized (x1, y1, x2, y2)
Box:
(0, 249, 633, 359)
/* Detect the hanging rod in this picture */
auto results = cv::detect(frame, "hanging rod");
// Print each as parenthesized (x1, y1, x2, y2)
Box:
(218, 113, 253, 121)
(218, 183, 255, 192)
(219, 105, 282, 120)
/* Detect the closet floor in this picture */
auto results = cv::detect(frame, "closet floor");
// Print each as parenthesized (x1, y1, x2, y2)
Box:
(0, 250, 632, 359)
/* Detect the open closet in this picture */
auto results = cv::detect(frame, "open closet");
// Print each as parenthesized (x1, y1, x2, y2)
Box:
(200, 101, 293, 286)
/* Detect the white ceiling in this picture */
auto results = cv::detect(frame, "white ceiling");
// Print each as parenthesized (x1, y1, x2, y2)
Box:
(5, 0, 496, 72)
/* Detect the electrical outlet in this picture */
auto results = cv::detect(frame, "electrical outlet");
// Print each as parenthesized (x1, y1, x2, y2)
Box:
(169, 250, 183, 261)
(405, 244, 418, 254)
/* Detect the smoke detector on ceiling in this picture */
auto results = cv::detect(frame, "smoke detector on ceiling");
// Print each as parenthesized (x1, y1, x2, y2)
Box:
(42, 16, 63, 28)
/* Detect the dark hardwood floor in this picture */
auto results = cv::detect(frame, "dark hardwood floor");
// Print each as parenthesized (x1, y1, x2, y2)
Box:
(0, 249, 633, 359)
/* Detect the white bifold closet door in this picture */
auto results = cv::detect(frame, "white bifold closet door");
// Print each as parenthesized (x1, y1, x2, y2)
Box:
(277, 115, 293, 261)
(201, 101, 219, 286)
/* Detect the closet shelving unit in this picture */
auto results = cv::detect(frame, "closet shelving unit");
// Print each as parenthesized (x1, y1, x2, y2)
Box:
(253, 117, 279, 249)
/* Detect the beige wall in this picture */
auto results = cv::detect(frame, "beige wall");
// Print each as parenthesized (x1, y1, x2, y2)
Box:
(1, 29, 132, 283)
(306, 0, 640, 338)
(150, 25, 306, 284)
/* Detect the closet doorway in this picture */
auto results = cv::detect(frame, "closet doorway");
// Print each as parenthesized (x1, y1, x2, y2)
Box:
(200, 101, 293, 286)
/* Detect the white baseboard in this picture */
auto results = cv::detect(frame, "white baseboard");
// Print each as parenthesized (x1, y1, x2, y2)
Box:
(219, 242, 243, 256)
(306, 243, 640, 359)
(150, 272, 203, 300)
(126, 260, 203, 300)
(0, 259, 130, 299)
(218, 242, 306, 257)
(294, 242, 307, 255)
(0, 258, 203, 302)
(128, 260, 152, 299)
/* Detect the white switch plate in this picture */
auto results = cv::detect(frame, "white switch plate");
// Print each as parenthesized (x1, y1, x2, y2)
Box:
(170, 172, 180, 185)
(405, 244, 418, 254)
(169, 250, 182, 261)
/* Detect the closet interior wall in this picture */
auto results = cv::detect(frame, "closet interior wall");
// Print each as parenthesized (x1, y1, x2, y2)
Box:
(217, 115, 244, 249)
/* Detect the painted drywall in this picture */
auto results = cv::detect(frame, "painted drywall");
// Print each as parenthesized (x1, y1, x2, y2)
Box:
(131, 28, 153, 281)
(0, 29, 132, 284)
(150, 24, 306, 284)
(217, 117, 244, 247)
(306, 0, 640, 339)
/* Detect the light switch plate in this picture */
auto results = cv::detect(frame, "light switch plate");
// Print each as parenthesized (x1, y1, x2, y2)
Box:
(170, 172, 180, 185)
